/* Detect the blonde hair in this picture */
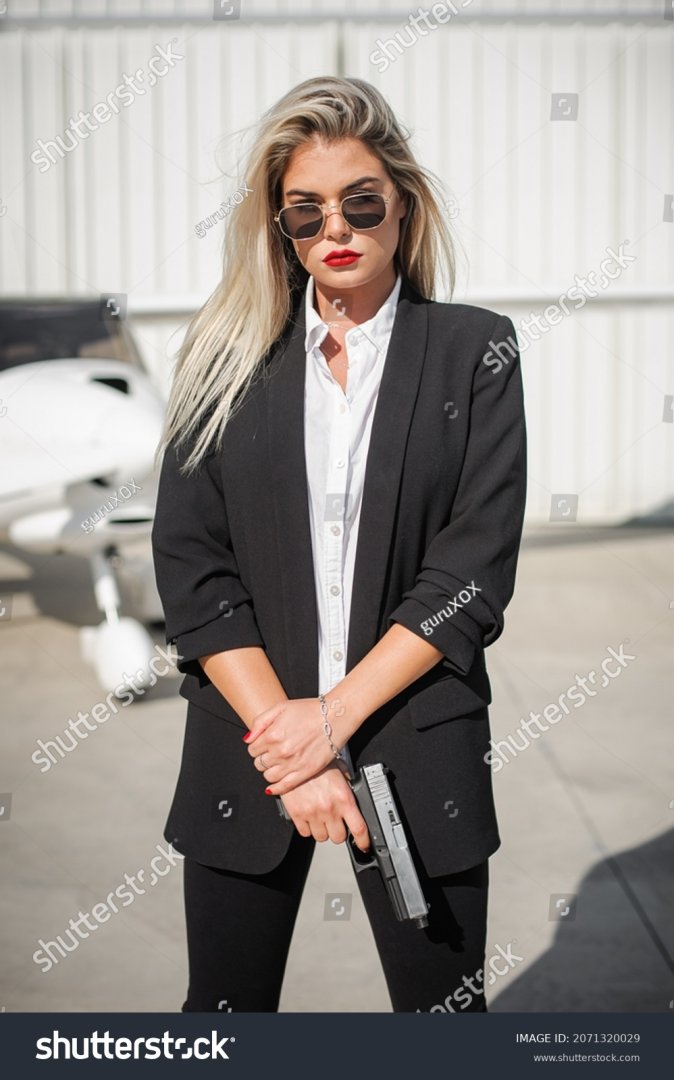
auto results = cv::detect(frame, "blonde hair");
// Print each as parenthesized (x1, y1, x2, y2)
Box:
(158, 75, 457, 474)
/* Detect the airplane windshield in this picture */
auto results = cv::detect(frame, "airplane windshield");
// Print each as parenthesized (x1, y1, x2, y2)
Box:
(0, 301, 144, 371)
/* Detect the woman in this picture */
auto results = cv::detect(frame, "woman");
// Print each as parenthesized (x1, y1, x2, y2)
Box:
(151, 76, 527, 1013)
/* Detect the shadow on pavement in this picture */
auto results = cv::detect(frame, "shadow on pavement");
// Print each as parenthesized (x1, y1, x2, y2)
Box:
(491, 829, 674, 1012)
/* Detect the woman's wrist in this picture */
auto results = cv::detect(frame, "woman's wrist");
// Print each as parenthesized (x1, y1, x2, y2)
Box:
(321, 625, 445, 746)
(321, 683, 367, 746)
(318, 693, 343, 759)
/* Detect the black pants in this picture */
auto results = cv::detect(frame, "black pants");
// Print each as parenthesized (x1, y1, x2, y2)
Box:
(181, 829, 489, 1013)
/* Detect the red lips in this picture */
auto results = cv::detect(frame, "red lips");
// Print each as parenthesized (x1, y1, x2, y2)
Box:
(323, 249, 362, 265)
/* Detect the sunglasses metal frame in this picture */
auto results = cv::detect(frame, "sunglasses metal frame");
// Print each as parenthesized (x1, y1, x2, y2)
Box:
(274, 189, 396, 241)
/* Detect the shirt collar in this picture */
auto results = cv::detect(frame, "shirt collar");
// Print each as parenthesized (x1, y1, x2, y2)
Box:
(304, 271, 403, 357)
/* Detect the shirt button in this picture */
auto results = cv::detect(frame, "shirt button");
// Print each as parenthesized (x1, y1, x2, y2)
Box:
(336, 458, 345, 468)
(331, 525, 341, 536)
(330, 585, 341, 596)
(333, 650, 343, 661)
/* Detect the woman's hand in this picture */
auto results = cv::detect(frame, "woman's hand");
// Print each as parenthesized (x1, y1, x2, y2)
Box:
(244, 695, 350, 794)
(280, 763, 370, 851)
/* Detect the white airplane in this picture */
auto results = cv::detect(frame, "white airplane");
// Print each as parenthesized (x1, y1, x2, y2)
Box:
(0, 297, 168, 695)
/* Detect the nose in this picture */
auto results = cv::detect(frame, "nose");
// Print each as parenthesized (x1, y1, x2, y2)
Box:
(323, 204, 351, 241)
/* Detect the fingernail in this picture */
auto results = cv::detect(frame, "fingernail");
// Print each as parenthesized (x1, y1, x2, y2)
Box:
(264, 787, 272, 795)
(242, 732, 251, 742)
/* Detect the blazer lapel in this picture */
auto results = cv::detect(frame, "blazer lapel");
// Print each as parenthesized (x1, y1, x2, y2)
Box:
(266, 278, 429, 693)
(347, 279, 428, 668)
(266, 303, 320, 695)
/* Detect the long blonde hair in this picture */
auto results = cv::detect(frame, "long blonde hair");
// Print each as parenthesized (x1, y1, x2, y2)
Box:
(158, 76, 457, 474)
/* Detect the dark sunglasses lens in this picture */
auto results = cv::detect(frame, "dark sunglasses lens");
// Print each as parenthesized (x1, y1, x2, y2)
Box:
(342, 193, 387, 230)
(279, 204, 322, 240)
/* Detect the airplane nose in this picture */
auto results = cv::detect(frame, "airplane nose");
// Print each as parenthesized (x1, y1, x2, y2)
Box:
(0, 360, 167, 493)
(90, 394, 165, 484)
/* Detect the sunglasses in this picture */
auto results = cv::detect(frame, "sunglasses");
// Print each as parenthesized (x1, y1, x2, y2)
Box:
(274, 190, 395, 241)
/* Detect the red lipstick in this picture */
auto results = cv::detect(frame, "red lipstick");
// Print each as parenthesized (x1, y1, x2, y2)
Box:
(323, 249, 362, 266)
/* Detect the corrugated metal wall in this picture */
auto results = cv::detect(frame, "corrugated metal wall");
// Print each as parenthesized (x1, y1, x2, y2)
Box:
(1, 0, 672, 522)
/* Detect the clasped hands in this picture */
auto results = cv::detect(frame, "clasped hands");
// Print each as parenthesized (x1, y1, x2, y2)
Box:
(243, 696, 349, 796)
(243, 696, 370, 852)
(235, 623, 442, 850)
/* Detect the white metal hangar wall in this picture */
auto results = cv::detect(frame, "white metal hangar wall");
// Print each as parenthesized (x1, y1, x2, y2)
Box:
(0, 0, 672, 523)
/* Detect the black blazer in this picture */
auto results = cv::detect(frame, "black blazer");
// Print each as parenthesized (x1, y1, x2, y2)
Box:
(151, 277, 527, 877)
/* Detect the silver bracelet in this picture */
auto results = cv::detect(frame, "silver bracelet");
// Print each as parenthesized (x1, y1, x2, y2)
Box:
(318, 693, 342, 759)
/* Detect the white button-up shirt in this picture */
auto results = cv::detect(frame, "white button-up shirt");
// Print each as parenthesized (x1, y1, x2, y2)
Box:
(303, 271, 402, 774)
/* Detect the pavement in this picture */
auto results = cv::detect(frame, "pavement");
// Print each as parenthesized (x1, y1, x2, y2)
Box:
(1, 523, 672, 1012)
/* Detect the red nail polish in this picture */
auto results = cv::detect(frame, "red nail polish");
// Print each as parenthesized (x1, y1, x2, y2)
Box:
(242, 732, 251, 742)
(264, 787, 272, 794)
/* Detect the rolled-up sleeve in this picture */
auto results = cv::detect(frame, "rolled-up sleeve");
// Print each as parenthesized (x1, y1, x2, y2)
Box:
(388, 314, 527, 676)
(151, 433, 264, 677)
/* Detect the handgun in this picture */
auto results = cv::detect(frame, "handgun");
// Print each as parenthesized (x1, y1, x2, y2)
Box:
(276, 761, 429, 929)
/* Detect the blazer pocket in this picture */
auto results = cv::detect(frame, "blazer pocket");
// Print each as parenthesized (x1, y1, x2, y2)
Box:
(407, 668, 492, 731)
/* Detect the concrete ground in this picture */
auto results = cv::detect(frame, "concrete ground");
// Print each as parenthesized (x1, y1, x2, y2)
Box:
(1, 524, 672, 1013)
